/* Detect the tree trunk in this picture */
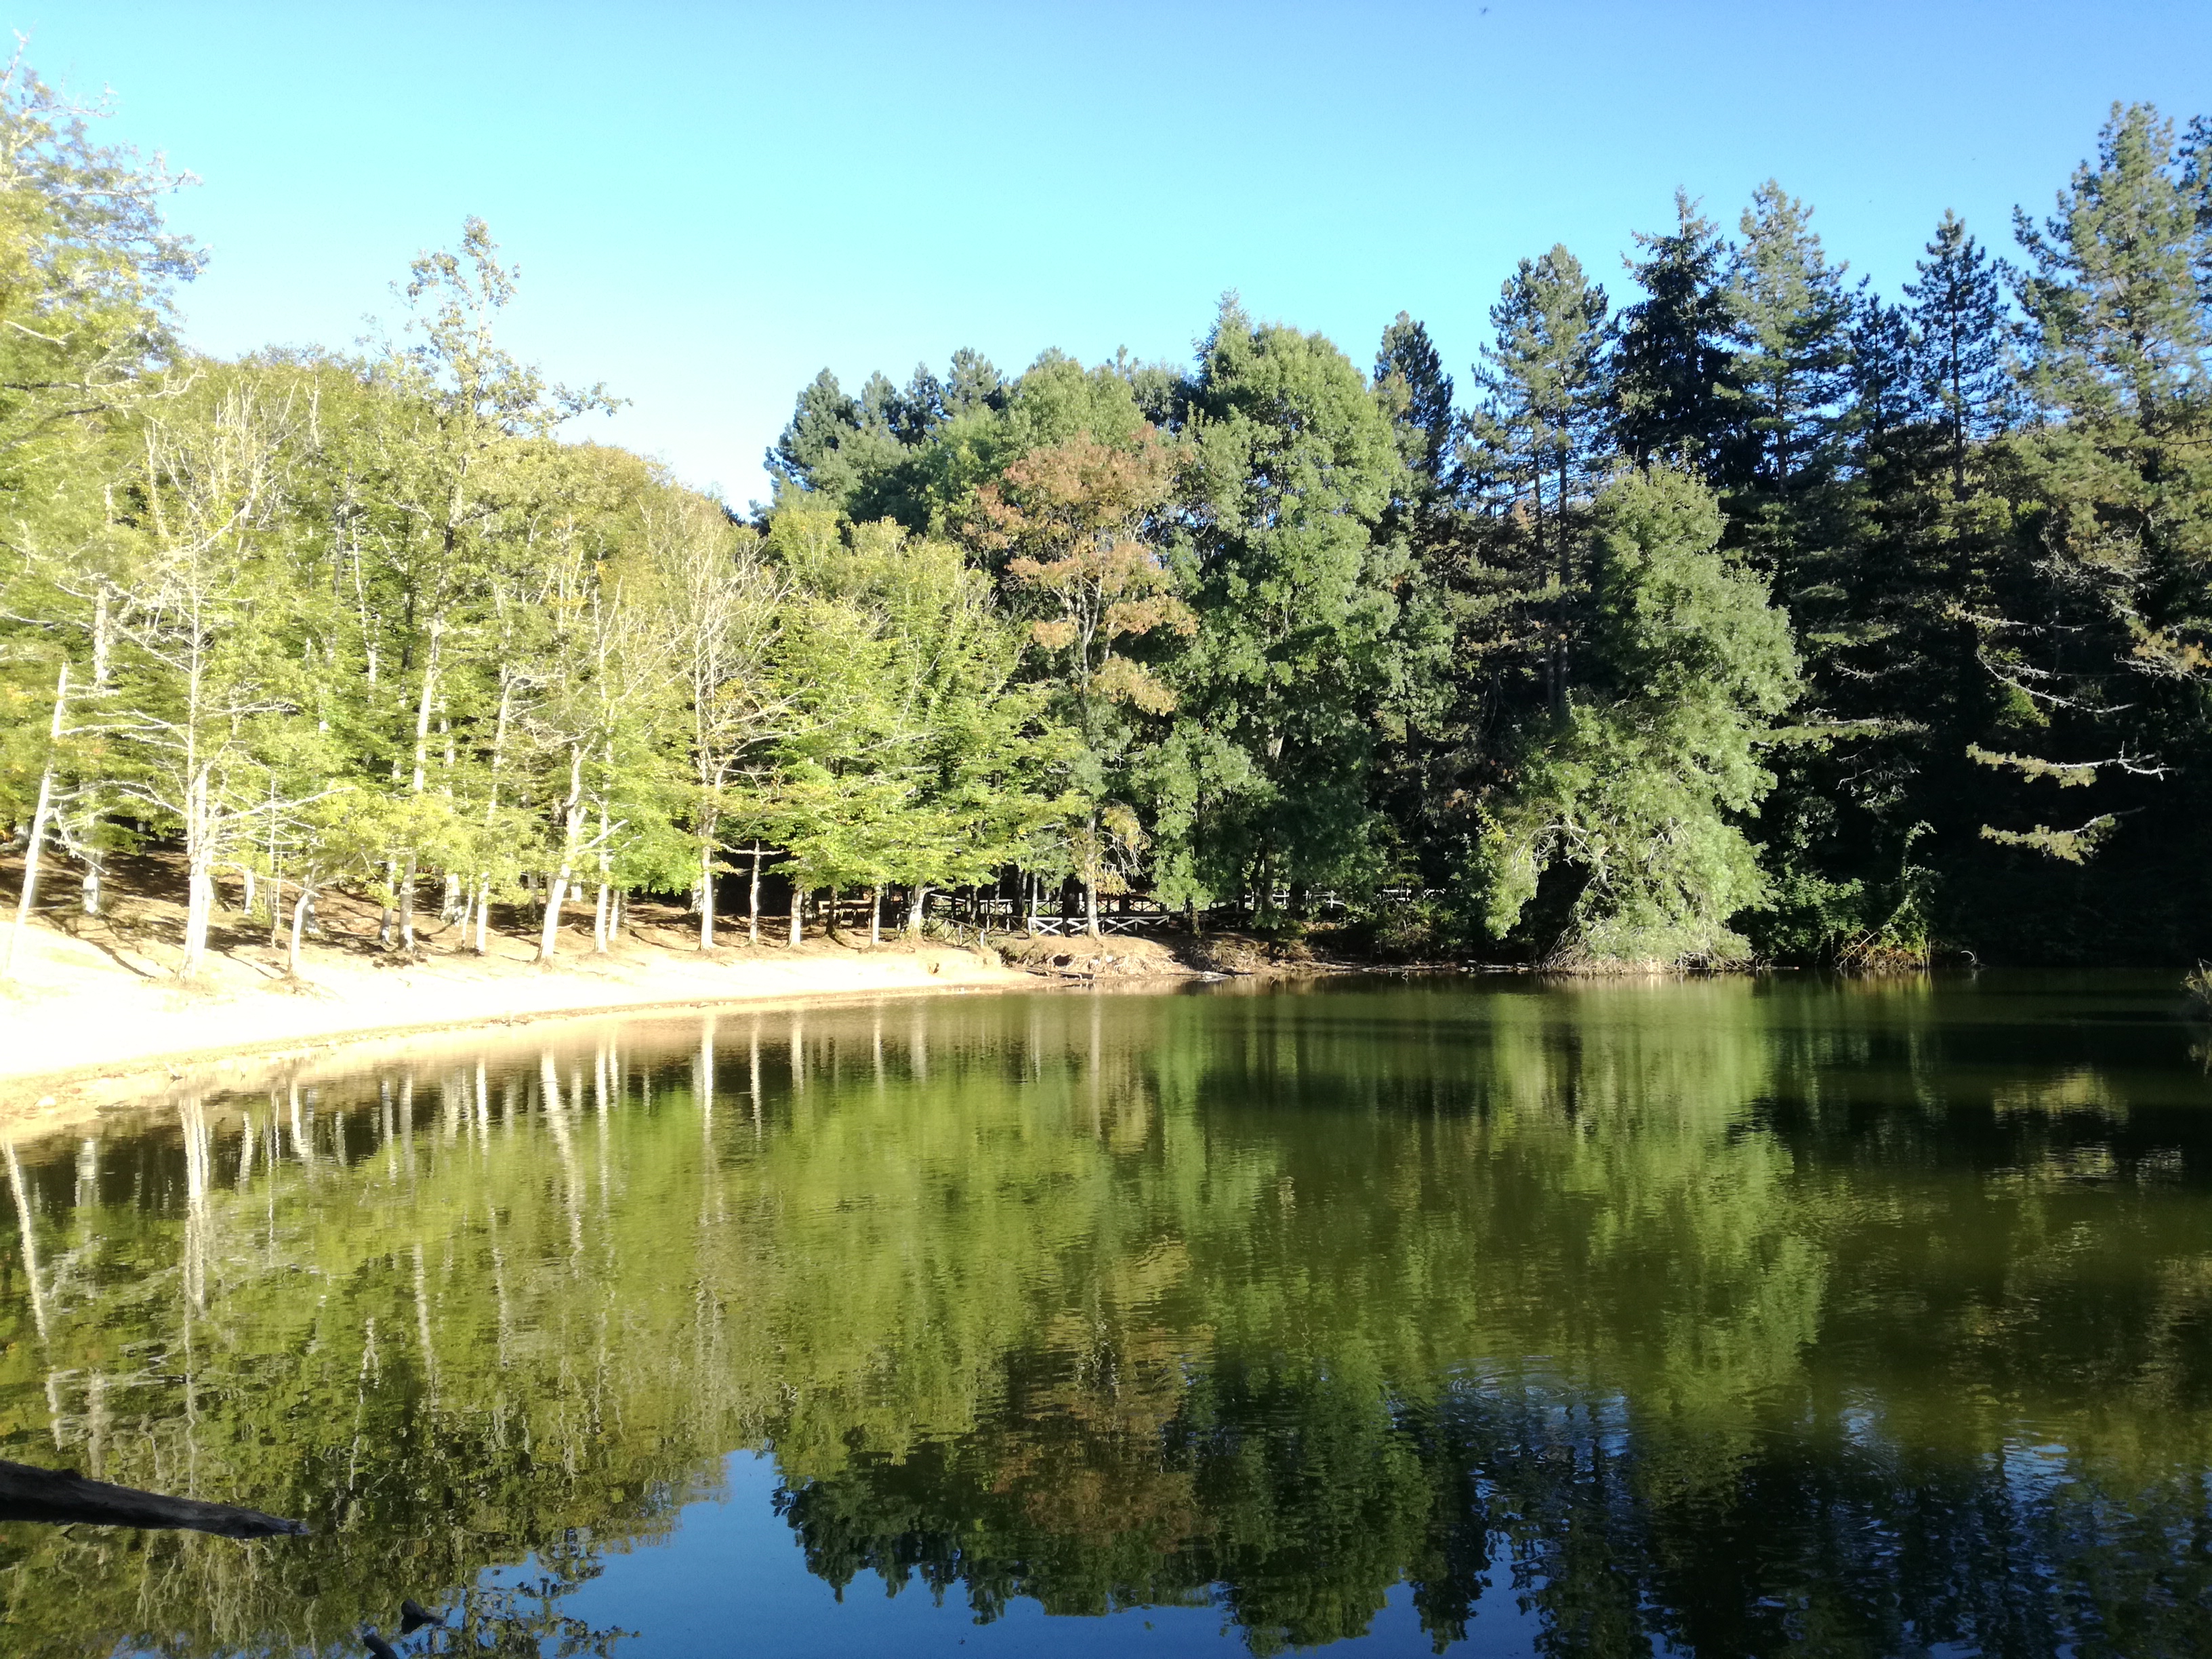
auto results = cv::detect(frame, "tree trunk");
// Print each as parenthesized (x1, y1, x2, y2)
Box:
(699, 836, 717, 950)
(182, 856, 214, 979)
(1, 663, 65, 982)
(907, 884, 929, 937)
(539, 867, 571, 960)
(592, 765, 613, 954)
(478, 670, 513, 960)
(789, 884, 803, 947)
(0, 1458, 306, 1538)
(178, 763, 216, 980)
(288, 880, 314, 977)
(869, 886, 881, 946)
(539, 745, 587, 962)
(747, 845, 761, 947)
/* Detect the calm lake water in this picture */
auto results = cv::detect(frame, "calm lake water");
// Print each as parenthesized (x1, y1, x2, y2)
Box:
(5, 974, 2212, 1658)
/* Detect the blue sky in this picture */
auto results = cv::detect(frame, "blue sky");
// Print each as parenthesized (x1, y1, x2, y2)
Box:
(22, 2, 2212, 504)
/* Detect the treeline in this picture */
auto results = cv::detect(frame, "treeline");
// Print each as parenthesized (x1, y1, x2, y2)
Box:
(4, 55, 2211, 969)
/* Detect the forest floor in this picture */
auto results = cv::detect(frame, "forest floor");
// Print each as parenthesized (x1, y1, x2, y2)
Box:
(0, 851, 1355, 1128)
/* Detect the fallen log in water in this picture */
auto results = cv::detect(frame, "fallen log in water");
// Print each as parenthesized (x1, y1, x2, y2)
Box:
(0, 1459, 308, 1538)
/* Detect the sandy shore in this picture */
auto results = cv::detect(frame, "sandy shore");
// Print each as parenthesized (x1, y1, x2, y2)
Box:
(0, 911, 1029, 1122)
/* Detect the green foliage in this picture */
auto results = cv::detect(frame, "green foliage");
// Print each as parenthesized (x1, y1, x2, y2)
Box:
(1373, 309, 1455, 492)
(1151, 300, 1412, 912)
(1612, 191, 1739, 472)
(1479, 468, 1799, 964)
(7, 52, 2212, 967)
(764, 504, 1065, 900)
(9, 985, 2212, 1654)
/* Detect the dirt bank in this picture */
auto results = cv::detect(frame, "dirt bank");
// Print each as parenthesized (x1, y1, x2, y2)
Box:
(0, 851, 1383, 1134)
(0, 851, 1038, 1125)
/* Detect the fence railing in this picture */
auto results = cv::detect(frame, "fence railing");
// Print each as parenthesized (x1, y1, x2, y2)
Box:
(803, 886, 1450, 941)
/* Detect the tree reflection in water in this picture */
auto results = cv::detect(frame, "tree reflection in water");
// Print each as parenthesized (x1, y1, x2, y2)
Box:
(3, 976, 2211, 1657)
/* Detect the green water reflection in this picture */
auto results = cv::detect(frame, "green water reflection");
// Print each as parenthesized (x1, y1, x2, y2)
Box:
(5, 975, 2212, 1656)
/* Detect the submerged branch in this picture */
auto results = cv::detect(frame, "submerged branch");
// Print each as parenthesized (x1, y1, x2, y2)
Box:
(0, 1458, 309, 1538)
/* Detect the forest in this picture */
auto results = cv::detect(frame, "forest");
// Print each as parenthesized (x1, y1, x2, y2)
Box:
(4, 53, 2211, 971)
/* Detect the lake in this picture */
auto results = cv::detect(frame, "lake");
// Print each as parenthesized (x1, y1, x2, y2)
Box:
(5, 974, 2212, 1658)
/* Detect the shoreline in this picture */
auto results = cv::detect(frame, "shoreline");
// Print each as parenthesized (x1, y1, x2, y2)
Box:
(0, 923, 1035, 1132)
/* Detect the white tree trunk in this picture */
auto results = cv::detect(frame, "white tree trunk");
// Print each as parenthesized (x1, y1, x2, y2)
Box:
(288, 881, 314, 977)
(539, 745, 587, 962)
(2, 665, 65, 981)
(539, 867, 571, 960)
(178, 762, 216, 979)
(182, 856, 213, 979)
(591, 773, 613, 954)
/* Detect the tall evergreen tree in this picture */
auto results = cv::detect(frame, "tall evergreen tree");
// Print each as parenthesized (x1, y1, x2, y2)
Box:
(1904, 211, 2011, 477)
(1469, 247, 1610, 712)
(890, 363, 946, 442)
(1727, 182, 1854, 493)
(1612, 192, 1737, 471)
(943, 347, 1007, 417)
(1967, 102, 2212, 946)
(1847, 287, 1922, 450)
(1149, 299, 1410, 917)
(1471, 248, 1611, 521)
(764, 369, 862, 491)
(1374, 311, 1456, 491)
(1479, 467, 1799, 964)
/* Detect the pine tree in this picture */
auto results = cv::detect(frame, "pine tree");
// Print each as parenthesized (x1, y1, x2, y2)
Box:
(943, 347, 1006, 417)
(1468, 245, 1610, 714)
(1153, 299, 1410, 917)
(1968, 102, 2212, 935)
(1471, 248, 1610, 517)
(1611, 192, 1738, 471)
(1479, 467, 1799, 965)
(1727, 182, 1854, 493)
(764, 369, 861, 489)
(1904, 211, 2011, 477)
(1374, 311, 1456, 492)
(1847, 287, 1922, 450)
